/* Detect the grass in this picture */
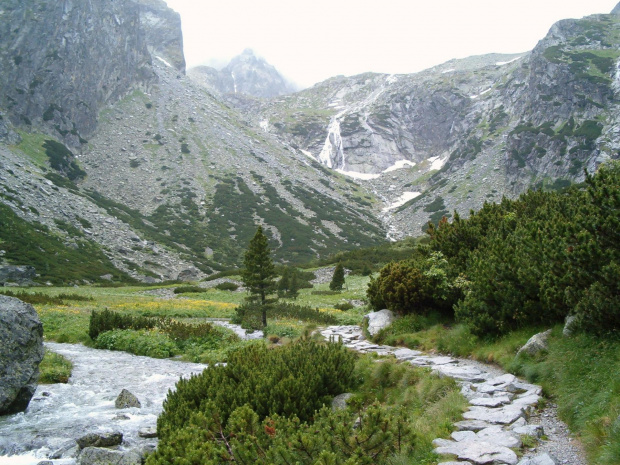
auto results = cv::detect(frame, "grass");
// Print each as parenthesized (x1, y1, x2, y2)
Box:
(39, 350, 73, 384)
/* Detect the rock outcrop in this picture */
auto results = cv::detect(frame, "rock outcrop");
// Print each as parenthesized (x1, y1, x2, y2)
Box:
(0, 295, 44, 415)
(363, 309, 395, 336)
(115, 389, 141, 409)
(0, 265, 36, 286)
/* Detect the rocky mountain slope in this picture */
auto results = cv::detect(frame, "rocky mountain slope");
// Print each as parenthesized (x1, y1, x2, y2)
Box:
(253, 9, 620, 236)
(1, 0, 619, 283)
(0, 0, 384, 284)
(189, 49, 295, 98)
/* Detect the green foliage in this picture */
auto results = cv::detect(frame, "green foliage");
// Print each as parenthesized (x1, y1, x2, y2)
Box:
(155, 339, 357, 436)
(233, 301, 339, 330)
(89, 308, 156, 340)
(242, 226, 277, 326)
(427, 161, 620, 336)
(173, 285, 204, 294)
(39, 350, 73, 384)
(329, 262, 345, 291)
(0, 290, 92, 306)
(334, 302, 354, 311)
(367, 251, 456, 317)
(95, 329, 178, 358)
(214, 281, 239, 291)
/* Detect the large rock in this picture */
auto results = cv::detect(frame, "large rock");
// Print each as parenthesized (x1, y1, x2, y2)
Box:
(0, 265, 36, 286)
(115, 389, 141, 409)
(516, 330, 552, 357)
(78, 447, 142, 465)
(76, 431, 123, 449)
(363, 309, 395, 336)
(0, 296, 44, 415)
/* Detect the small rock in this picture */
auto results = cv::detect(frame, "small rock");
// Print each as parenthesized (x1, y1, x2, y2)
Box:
(513, 425, 544, 438)
(454, 420, 493, 432)
(138, 427, 158, 438)
(562, 315, 577, 337)
(517, 330, 552, 357)
(332, 393, 353, 410)
(363, 310, 395, 336)
(115, 388, 141, 408)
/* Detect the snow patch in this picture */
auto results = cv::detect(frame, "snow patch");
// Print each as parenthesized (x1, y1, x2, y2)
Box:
(301, 149, 314, 159)
(335, 169, 381, 180)
(442, 68, 455, 74)
(470, 88, 492, 99)
(231, 72, 237, 93)
(496, 56, 523, 66)
(386, 74, 398, 84)
(155, 56, 173, 68)
(382, 192, 422, 212)
(383, 160, 416, 173)
(427, 156, 447, 171)
(259, 120, 269, 132)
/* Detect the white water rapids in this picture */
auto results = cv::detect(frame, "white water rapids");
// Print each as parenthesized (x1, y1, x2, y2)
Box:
(0, 342, 209, 464)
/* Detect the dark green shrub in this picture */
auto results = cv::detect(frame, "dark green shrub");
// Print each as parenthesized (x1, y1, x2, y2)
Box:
(173, 285, 204, 294)
(154, 339, 357, 440)
(89, 309, 156, 340)
(233, 302, 339, 330)
(334, 302, 354, 311)
(214, 282, 239, 291)
(95, 329, 177, 358)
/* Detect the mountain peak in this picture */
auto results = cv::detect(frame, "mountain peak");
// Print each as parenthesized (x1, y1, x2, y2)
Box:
(612, 2, 620, 14)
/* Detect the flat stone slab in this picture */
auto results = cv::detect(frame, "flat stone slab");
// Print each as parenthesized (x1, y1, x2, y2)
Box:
(513, 424, 544, 438)
(392, 348, 422, 360)
(454, 420, 493, 432)
(434, 365, 488, 382)
(434, 440, 518, 465)
(470, 396, 511, 407)
(463, 406, 525, 425)
(476, 425, 521, 448)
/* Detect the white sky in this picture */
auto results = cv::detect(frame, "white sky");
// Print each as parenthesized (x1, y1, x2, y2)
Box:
(163, 0, 619, 88)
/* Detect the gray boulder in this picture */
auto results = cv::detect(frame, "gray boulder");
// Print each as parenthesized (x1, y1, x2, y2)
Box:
(115, 389, 141, 409)
(331, 393, 353, 410)
(563, 315, 577, 337)
(76, 431, 123, 449)
(78, 447, 142, 465)
(517, 453, 557, 465)
(0, 265, 36, 286)
(0, 296, 44, 415)
(516, 330, 552, 357)
(363, 309, 395, 336)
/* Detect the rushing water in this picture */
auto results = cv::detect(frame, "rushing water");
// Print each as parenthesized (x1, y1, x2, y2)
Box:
(0, 342, 209, 465)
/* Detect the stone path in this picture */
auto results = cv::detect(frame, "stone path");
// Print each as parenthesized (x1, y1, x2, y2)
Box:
(320, 325, 586, 465)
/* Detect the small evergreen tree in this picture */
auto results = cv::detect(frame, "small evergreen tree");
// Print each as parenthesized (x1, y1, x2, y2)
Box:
(330, 263, 345, 291)
(288, 269, 300, 299)
(277, 267, 290, 298)
(242, 226, 277, 327)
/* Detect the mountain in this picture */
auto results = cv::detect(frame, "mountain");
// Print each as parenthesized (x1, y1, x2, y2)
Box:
(252, 10, 620, 237)
(0, 0, 619, 284)
(189, 49, 296, 98)
(0, 0, 384, 284)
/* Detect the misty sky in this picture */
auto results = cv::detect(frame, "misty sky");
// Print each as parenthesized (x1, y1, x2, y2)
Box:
(163, 0, 619, 88)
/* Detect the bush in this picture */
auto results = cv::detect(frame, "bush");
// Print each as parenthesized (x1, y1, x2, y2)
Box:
(95, 329, 178, 358)
(367, 261, 432, 315)
(334, 302, 354, 311)
(39, 350, 73, 384)
(89, 308, 156, 340)
(173, 285, 204, 294)
(214, 282, 239, 291)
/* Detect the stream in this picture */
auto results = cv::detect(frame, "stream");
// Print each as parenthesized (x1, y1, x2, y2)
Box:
(0, 342, 208, 465)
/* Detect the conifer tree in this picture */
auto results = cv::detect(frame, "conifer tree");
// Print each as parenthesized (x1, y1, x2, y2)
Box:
(330, 263, 345, 291)
(242, 226, 277, 327)
(277, 266, 290, 298)
(288, 268, 300, 299)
